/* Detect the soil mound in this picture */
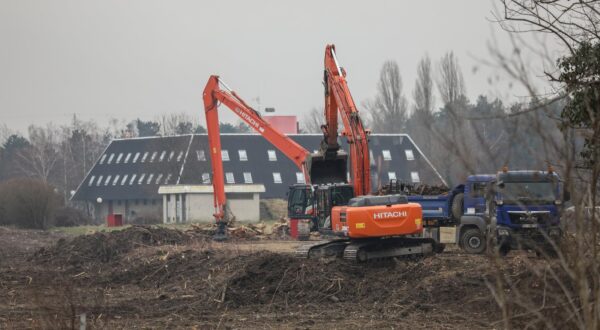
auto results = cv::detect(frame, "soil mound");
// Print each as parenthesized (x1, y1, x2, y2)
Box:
(223, 253, 495, 313)
(33, 225, 197, 265)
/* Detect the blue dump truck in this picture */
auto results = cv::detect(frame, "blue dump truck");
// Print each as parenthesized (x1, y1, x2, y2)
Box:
(385, 168, 567, 255)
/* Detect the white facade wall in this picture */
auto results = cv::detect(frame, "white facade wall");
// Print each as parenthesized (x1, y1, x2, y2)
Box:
(162, 192, 260, 223)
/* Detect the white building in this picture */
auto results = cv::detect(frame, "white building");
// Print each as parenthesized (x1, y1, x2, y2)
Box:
(159, 184, 265, 223)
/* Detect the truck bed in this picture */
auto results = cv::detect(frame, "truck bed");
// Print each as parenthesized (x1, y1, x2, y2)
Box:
(407, 194, 451, 220)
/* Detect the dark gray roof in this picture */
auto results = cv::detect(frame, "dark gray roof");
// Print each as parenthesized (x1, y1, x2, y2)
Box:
(72, 133, 444, 201)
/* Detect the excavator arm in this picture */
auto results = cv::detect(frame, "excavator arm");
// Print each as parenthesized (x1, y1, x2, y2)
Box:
(202, 75, 312, 237)
(322, 44, 371, 196)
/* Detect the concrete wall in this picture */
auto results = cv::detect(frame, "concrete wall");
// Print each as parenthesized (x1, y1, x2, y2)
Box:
(93, 200, 162, 223)
(162, 192, 261, 223)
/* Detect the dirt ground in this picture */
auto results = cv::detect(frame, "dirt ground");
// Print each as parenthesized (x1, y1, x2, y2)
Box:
(0, 225, 543, 329)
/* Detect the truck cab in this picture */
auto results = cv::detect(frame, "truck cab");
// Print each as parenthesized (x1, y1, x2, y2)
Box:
(457, 169, 564, 255)
(489, 169, 563, 254)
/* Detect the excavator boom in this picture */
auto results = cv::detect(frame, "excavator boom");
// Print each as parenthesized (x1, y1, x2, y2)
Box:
(322, 44, 371, 195)
(203, 75, 347, 239)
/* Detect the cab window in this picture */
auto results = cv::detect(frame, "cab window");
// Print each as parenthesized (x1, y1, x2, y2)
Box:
(470, 182, 487, 198)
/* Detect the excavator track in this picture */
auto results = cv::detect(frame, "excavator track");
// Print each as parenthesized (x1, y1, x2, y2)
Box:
(343, 237, 435, 262)
(295, 239, 350, 259)
(296, 237, 436, 262)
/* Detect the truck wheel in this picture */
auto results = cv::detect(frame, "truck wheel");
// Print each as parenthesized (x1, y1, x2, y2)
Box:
(461, 228, 486, 254)
(451, 193, 464, 220)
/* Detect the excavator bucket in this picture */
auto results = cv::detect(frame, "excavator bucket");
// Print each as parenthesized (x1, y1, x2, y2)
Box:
(308, 151, 348, 185)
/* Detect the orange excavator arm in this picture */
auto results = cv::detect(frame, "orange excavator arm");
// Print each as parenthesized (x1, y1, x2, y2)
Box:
(322, 44, 371, 196)
(202, 75, 311, 228)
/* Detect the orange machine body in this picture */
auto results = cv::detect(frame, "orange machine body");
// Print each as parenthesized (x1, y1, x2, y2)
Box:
(331, 203, 423, 239)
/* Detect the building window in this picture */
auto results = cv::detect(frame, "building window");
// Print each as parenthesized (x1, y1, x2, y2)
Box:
(273, 172, 282, 184)
(117, 200, 122, 206)
(267, 150, 277, 161)
(238, 150, 248, 161)
(243, 172, 253, 183)
(388, 172, 397, 181)
(382, 150, 392, 161)
(129, 174, 137, 185)
(147, 173, 154, 184)
(405, 149, 415, 161)
(88, 176, 95, 186)
(222, 150, 230, 161)
(152, 199, 157, 205)
(159, 150, 167, 162)
(155, 173, 163, 184)
(107, 153, 115, 164)
(104, 175, 112, 186)
(165, 173, 173, 184)
(411, 171, 420, 183)
(121, 174, 128, 185)
(176, 151, 184, 162)
(113, 175, 120, 186)
(196, 150, 206, 161)
(168, 150, 175, 161)
(124, 153, 132, 163)
(116, 153, 124, 164)
(143, 199, 148, 205)
(99, 154, 107, 164)
(225, 172, 235, 184)
(202, 173, 210, 184)
(296, 172, 305, 184)
(138, 173, 146, 184)
(133, 152, 141, 163)
(150, 151, 158, 162)
(141, 152, 149, 163)
(96, 175, 103, 187)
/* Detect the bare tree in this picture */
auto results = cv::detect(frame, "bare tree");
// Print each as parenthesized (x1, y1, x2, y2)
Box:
(368, 60, 409, 133)
(0, 123, 13, 145)
(301, 107, 324, 133)
(413, 55, 435, 119)
(408, 55, 436, 163)
(18, 125, 60, 182)
(480, 2, 600, 328)
(160, 113, 189, 136)
(437, 51, 466, 105)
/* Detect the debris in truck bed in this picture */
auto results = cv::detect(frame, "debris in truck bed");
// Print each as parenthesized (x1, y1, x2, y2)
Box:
(379, 181, 450, 196)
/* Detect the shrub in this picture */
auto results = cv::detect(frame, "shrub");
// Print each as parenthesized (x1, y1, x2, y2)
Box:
(53, 207, 92, 227)
(0, 178, 61, 229)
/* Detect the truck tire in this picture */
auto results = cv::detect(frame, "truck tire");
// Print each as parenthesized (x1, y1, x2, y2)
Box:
(460, 228, 486, 254)
(451, 193, 464, 220)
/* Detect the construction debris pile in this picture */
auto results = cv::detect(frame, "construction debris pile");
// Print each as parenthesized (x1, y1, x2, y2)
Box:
(0, 225, 578, 329)
(33, 226, 197, 265)
(187, 219, 290, 240)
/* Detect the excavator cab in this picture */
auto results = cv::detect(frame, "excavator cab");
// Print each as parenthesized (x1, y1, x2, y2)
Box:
(315, 184, 355, 232)
(287, 184, 314, 220)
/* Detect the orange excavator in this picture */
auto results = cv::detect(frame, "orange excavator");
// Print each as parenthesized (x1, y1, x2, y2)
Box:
(202, 75, 346, 240)
(292, 45, 435, 261)
(203, 45, 434, 260)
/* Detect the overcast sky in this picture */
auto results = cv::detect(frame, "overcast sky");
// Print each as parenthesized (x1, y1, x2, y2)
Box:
(0, 0, 558, 134)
